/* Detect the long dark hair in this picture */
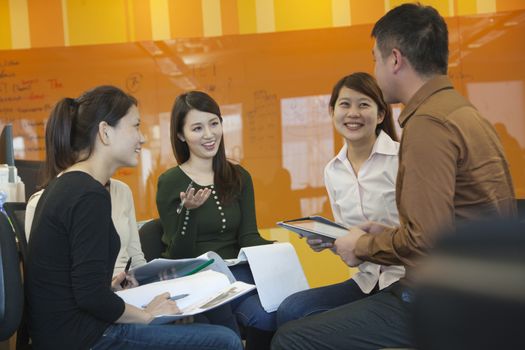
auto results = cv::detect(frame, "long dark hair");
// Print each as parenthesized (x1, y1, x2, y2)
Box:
(170, 91, 240, 203)
(329, 72, 398, 141)
(41, 85, 137, 187)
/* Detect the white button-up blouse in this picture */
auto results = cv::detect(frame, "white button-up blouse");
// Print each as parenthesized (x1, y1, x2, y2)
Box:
(324, 130, 405, 293)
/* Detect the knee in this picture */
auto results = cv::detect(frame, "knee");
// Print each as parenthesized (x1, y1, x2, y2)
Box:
(234, 295, 259, 327)
(213, 327, 244, 350)
(276, 294, 303, 327)
(271, 322, 301, 350)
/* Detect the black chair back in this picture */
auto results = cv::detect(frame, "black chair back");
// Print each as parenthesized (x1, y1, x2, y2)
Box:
(3, 202, 27, 265)
(139, 219, 165, 262)
(2, 203, 31, 349)
(0, 212, 24, 341)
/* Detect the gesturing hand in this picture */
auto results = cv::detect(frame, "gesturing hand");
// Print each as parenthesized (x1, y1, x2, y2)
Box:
(181, 187, 212, 210)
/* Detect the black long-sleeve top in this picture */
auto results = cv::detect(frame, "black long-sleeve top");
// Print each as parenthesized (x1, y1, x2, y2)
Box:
(26, 172, 125, 350)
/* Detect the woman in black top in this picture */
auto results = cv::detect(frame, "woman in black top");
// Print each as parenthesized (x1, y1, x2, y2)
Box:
(26, 85, 243, 350)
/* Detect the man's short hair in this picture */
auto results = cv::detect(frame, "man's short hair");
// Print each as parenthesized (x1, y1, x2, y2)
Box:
(372, 3, 449, 76)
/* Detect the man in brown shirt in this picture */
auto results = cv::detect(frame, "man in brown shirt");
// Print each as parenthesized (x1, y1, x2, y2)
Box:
(272, 3, 516, 350)
(348, 77, 516, 268)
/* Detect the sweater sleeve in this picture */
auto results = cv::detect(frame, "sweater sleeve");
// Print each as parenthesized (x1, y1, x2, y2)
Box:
(25, 189, 43, 242)
(69, 191, 125, 323)
(156, 170, 199, 259)
(237, 166, 274, 247)
(122, 184, 147, 269)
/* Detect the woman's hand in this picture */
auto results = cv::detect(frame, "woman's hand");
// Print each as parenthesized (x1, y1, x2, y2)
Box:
(111, 272, 126, 291)
(144, 292, 182, 321)
(112, 272, 139, 291)
(181, 187, 212, 210)
(305, 238, 334, 252)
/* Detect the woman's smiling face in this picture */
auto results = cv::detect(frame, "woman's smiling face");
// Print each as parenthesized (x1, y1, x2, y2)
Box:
(180, 109, 223, 160)
(331, 86, 384, 144)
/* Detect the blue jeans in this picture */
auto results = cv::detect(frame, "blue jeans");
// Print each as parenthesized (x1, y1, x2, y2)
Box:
(276, 278, 375, 327)
(92, 323, 243, 350)
(230, 264, 277, 331)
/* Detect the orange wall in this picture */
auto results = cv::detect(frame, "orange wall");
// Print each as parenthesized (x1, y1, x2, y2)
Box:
(2, 0, 525, 49)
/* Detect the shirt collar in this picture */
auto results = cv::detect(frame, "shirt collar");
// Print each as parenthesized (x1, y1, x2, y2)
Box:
(336, 142, 348, 162)
(372, 130, 398, 156)
(335, 130, 398, 162)
(398, 75, 454, 128)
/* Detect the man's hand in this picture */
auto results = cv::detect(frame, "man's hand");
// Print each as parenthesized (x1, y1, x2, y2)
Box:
(333, 227, 366, 267)
(358, 221, 392, 235)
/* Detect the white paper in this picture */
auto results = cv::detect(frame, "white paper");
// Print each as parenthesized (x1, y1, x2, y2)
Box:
(238, 243, 309, 312)
(116, 270, 255, 324)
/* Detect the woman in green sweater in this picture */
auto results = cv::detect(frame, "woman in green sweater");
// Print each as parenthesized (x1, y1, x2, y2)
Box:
(156, 91, 272, 258)
(157, 91, 275, 349)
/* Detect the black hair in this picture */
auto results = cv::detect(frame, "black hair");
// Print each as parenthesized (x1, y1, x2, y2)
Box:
(329, 72, 398, 141)
(372, 3, 449, 76)
(170, 91, 240, 203)
(41, 85, 137, 187)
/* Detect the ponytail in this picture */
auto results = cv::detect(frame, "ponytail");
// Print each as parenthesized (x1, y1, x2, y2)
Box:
(40, 98, 77, 188)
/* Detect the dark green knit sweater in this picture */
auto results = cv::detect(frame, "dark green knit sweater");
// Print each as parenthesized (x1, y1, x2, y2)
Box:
(156, 164, 272, 259)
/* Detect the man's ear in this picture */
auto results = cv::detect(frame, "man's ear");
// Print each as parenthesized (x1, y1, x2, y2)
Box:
(391, 48, 403, 73)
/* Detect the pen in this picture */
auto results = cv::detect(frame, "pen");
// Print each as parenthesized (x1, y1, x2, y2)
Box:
(182, 259, 215, 277)
(120, 257, 132, 288)
(177, 181, 194, 214)
(169, 293, 189, 301)
(141, 293, 189, 308)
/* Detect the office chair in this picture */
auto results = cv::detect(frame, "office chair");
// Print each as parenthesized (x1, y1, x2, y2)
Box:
(3, 202, 28, 265)
(138, 219, 165, 262)
(2, 203, 31, 349)
(0, 212, 24, 342)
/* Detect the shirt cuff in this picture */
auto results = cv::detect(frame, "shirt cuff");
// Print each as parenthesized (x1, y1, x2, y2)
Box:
(355, 233, 373, 260)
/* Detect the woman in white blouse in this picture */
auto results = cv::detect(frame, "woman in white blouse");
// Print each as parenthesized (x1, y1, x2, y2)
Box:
(276, 72, 404, 326)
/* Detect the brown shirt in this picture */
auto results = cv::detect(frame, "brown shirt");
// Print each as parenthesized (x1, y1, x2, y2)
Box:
(355, 76, 516, 269)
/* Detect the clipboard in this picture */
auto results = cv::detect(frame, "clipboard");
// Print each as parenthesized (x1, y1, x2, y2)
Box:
(277, 216, 349, 243)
